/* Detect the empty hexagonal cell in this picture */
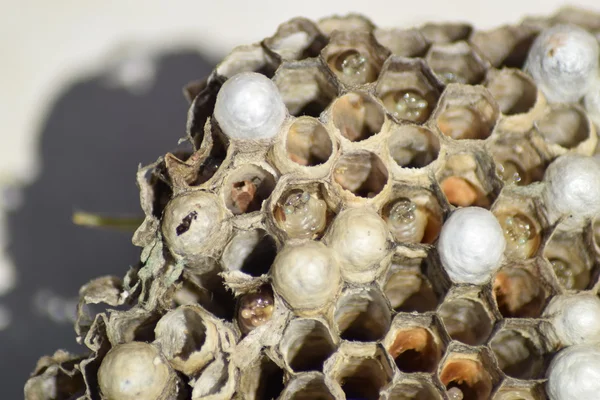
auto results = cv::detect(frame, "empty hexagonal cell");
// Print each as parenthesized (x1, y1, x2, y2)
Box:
(388, 125, 440, 169)
(486, 134, 547, 186)
(493, 262, 552, 318)
(223, 165, 276, 215)
(285, 117, 333, 167)
(222, 229, 277, 276)
(273, 60, 338, 117)
(436, 151, 499, 208)
(263, 18, 327, 60)
(273, 183, 331, 240)
(327, 343, 394, 400)
(216, 43, 278, 78)
(420, 22, 472, 44)
(279, 373, 338, 400)
(178, 262, 236, 320)
(333, 151, 389, 198)
(535, 104, 594, 151)
(236, 286, 275, 334)
(426, 42, 488, 85)
(434, 85, 499, 140)
(280, 318, 337, 372)
(334, 287, 392, 342)
(322, 31, 389, 86)
(373, 28, 429, 58)
(489, 328, 546, 380)
(492, 194, 543, 260)
(376, 58, 441, 124)
(164, 141, 221, 188)
(239, 355, 285, 400)
(438, 348, 497, 400)
(383, 255, 440, 313)
(381, 188, 443, 244)
(438, 291, 495, 345)
(331, 92, 385, 142)
(485, 69, 538, 116)
(384, 315, 446, 373)
(469, 25, 537, 68)
(317, 14, 374, 36)
(544, 231, 595, 291)
(387, 379, 443, 400)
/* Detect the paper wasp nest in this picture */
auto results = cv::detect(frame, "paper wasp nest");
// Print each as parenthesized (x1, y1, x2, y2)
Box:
(25, 6, 600, 400)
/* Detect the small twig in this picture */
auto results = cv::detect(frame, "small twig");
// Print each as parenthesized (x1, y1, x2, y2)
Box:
(72, 211, 144, 231)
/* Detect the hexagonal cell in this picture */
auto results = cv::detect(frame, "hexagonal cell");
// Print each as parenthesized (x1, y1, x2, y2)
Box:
(273, 182, 332, 240)
(535, 104, 594, 151)
(434, 84, 499, 140)
(375, 58, 442, 124)
(333, 151, 389, 198)
(280, 318, 337, 372)
(331, 92, 385, 142)
(326, 343, 394, 400)
(383, 254, 441, 313)
(486, 134, 547, 186)
(384, 315, 446, 374)
(544, 231, 595, 291)
(439, 176, 488, 208)
(273, 60, 338, 117)
(156, 313, 223, 388)
(373, 28, 429, 58)
(334, 286, 392, 342)
(438, 346, 498, 400)
(285, 117, 333, 167)
(551, 6, 600, 31)
(426, 42, 488, 85)
(263, 18, 327, 60)
(216, 43, 278, 78)
(485, 69, 538, 116)
(492, 262, 553, 318)
(223, 165, 277, 215)
(178, 262, 236, 320)
(420, 22, 473, 44)
(489, 326, 546, 380)
(492, 381, 546, 400)
(388, 125, 440, 169)
(279, 373, 338, 400)
(469, 25, 538, 68)
(381, 187, 443, 244)
(492, 190, 544, 260)
(221, 229, 277, 276)
(322, 31, 390, 86)
(239, 355, 285, 400)
(317, 14, 375, 36)
(387, 378, 443, 400)
(236, 286, 275, 335)
(438, 288, 495, 345)
(436, 151, 499, 208)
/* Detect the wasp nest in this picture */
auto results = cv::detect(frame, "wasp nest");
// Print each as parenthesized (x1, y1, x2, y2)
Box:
(26, 6, 600, 400)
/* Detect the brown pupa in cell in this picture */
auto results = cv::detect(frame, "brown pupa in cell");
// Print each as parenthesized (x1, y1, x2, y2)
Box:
(440, 176, 489, 208)
(237, 287, 275, 334)
(492, 265, 547, 318)
(388, 327, 442, 373)
(439, 358, 493, 400)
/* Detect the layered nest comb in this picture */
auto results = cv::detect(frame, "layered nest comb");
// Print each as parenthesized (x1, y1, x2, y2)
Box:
(25, 6, 600, 400)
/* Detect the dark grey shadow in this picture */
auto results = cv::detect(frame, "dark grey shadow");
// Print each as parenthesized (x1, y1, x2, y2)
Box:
(2, 50, 214, 399)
